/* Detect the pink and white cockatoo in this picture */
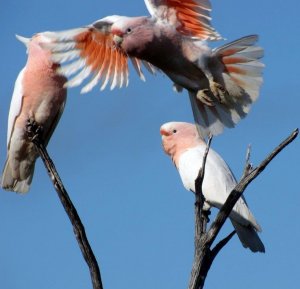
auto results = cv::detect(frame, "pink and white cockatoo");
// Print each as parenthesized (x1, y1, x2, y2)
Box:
(160, 121, 265, 252)
(43, 0, 264, 137)
(1, 34, 67, 193)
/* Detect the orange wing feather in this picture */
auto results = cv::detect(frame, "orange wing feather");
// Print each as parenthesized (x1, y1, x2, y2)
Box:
(168, 0, 218, 39)
(45, 23, 154, 92)
(146, 0, 221, 40)
(74, 28, 128, 90)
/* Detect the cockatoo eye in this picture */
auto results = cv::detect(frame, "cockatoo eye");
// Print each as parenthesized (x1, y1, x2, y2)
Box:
(126, 28, 132, 34)
(173, 129, 177, 134)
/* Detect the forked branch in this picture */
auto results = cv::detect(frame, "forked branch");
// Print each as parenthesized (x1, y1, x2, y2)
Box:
(189, 128, 298, 289)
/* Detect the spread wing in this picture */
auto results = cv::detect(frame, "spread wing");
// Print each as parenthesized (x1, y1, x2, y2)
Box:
(44, 17, 155, 93)
(144, 0, 221, 40)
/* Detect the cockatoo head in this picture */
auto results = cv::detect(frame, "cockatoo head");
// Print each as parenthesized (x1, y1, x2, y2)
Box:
(111, 16, 153, 54)
(160, 122, 202, 160)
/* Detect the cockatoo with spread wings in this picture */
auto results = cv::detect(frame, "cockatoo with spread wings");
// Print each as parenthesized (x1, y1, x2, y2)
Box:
(44, 0, 264, 137)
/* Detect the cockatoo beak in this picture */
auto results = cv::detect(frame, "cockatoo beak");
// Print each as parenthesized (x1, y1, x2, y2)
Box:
(160, 127, 169, 137)
(16, 34, 31, 47)
(113, 34, 123, 46)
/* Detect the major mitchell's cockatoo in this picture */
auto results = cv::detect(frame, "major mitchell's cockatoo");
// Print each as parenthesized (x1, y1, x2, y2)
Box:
(43, 0, 264, 137)
(1, 34, 67, 193)
(160, 121, 265, 252)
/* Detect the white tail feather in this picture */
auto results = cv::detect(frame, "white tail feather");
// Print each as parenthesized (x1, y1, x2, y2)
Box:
(1, 158, 35, 194)
(231, 220, 265, 253)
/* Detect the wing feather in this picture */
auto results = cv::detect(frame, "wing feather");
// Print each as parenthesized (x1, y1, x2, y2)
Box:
(44, 21, 131, 93)
(7, 68, 25, 148)
(144, 0, 221, 40)
(46, 16, 161, 93)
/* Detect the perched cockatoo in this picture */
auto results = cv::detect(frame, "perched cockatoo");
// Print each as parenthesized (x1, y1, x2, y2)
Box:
(160, 121, 265, 253)
(1, 34, 67, 193)
(43, 0, 264, 137)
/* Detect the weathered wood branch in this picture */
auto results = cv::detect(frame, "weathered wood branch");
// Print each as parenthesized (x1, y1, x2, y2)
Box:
(242, 144, 253, 179)
(207, 128, 299, 247)
(26, 119, 103, 289)
(210, 230, 236, 260)
(188, 135, 213, 289)
(195, 135, 213, 236)
(188, 128, 298, 289)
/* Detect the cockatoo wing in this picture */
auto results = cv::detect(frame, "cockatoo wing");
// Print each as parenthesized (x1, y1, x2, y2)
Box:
(178, 146, 261, 231)
(44, 16, 155, 93)
(213, 35, 264, 106)
(144, 0, 221, 40)
(189, 35, 264, 137)
(7, 67, 25, 148)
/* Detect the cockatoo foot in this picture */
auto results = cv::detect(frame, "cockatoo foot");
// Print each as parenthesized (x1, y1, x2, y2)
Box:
(209, 81, 229, 104)
(202, 208, 211, 223)
(26, 118, 43, 142)
(196, 89, 216, 106)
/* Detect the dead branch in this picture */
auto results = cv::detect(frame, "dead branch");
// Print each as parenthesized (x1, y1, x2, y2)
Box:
(188, 135, 214, 289)
(188, 128, 298, 289)
(26, 119, 103, 289)
(242, 144, 253, 179)
(195, 135, 213, 235)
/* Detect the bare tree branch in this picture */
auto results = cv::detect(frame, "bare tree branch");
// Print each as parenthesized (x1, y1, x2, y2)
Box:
(210, 230, 236, 260)
(242, 144, 253, 179)
(195, 135, 213, 235)
(188, 128, 298, 289)
(206, 128, 299, 247)
(188, 135, 213, 289)
(26, 119, 103, 289)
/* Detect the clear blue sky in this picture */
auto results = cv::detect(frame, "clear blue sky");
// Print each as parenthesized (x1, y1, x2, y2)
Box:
(0, 1, 299, 289)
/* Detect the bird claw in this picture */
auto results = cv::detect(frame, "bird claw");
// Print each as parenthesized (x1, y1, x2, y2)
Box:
(202, 208, 211, 223)
(196, 89, 216, 107)
(209, 81, 229, 104)
(26, 118, 43, 142)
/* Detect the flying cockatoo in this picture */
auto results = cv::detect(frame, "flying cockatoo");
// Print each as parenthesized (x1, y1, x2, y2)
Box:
(1, 34, 67, 193)
(43, 0, 264, 137)
(160, 121, 265, 252)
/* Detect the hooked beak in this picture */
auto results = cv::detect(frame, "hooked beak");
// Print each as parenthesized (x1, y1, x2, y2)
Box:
(16, 34, 31, 47)
(113, 34, 123, 46)
(160, 127, 169, 137)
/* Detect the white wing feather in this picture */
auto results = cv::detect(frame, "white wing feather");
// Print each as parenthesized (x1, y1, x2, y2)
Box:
(178, 145, 260, 230)
(144, 0, 157, 17)
(7, 67, 25, 148)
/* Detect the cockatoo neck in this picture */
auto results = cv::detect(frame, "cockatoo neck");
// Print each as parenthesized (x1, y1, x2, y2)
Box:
(163, 135, 201, 168)
(172, 139, 200, 168)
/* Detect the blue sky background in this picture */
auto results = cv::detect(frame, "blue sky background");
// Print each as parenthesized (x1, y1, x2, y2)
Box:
(0, 1, 299, 289)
